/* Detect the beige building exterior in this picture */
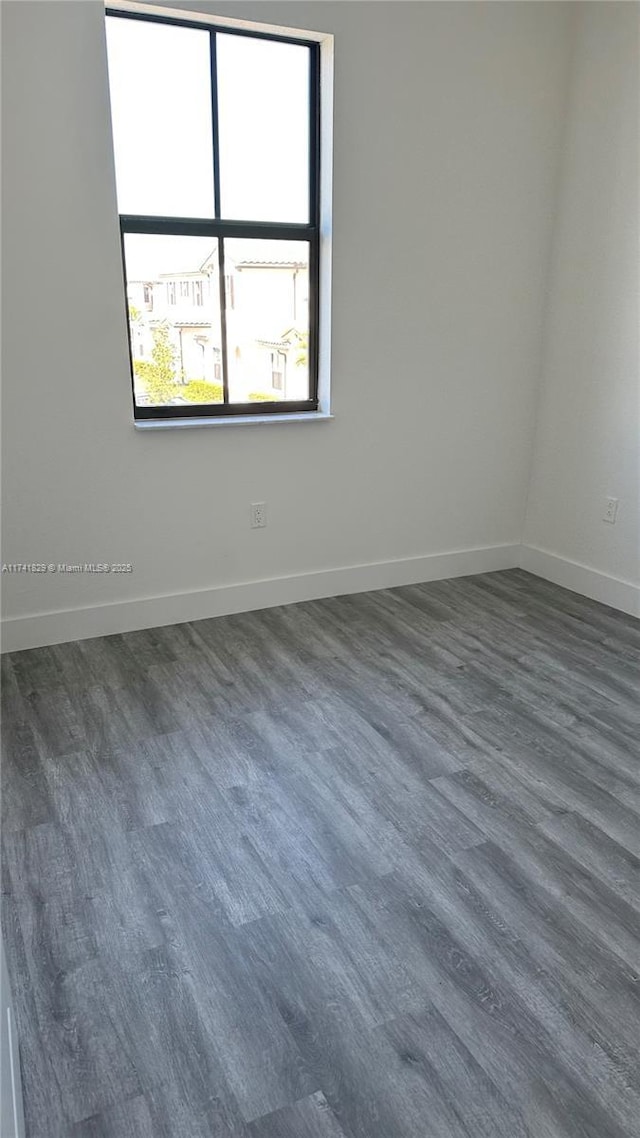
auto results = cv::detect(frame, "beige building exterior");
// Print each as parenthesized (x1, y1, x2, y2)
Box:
(127, 244, 309, 403)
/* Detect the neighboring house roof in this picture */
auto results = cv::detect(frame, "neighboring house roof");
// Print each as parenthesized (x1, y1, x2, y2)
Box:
(172, 321, 215, 328)
(158, 270, 207, 281)
(236, 260, 306, 269)
(257, 328, 305, 349)
(147, 318, 212, 329)
(199, 249, 218, 273)
(129, 255, 306, 280)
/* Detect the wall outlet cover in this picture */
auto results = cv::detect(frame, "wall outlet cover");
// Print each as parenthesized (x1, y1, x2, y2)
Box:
(603, 497, 619, 524)
(250, 502, 267, 528)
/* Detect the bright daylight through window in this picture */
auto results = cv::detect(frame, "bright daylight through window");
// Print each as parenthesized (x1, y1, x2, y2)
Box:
(105, 11, 320, 419)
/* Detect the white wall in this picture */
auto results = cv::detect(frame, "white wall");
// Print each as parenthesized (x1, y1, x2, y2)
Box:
(1, 1, 572, 649)
(523, 2, 640, 613)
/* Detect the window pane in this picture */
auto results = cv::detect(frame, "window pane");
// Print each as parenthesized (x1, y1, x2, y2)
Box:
(106, 18, 214, 217)
(224, 239, 310, 403)
(217, 35, 310, 222)
(123, 235, 223, 407)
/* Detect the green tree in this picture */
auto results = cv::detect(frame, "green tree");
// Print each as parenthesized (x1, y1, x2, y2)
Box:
(281, 328, 308, 368)
(133, 323, 178, 405)
(294, 330, 308, 368)
(151, 322, 177, 386)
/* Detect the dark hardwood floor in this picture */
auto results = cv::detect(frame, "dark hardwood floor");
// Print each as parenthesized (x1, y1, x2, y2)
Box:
(2, 568, 639, 1138)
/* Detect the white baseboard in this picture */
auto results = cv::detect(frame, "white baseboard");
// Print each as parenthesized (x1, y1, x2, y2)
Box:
(4, 542, 637, 652)
(520, 545, 640, 619)
(0, 543, 520, 652)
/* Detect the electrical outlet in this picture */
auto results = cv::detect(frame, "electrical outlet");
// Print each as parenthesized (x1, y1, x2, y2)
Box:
(250, 502, 267, 529)
(603, 497, 619, 524)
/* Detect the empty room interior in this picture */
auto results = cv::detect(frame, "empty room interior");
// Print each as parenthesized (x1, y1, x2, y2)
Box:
(1, 0, 639, 1135)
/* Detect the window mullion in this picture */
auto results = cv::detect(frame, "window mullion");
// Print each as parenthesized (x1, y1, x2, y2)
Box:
(309, 228, 320, 406)
(217, 238, 230, 405)
(210, 30, 221, 220)
(209, 30, 229, 401)
(119, 216, 315, 241)
(309, 43, 320, 228)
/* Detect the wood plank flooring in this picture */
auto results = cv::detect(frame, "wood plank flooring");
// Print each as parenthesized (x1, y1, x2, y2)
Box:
(2, 568, 639, 1138)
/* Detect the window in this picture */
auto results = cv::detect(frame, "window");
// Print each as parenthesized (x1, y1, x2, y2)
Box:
(106, 10, 320, 419)
(225, 273, 235, 311)
(271, 351, 285, 392)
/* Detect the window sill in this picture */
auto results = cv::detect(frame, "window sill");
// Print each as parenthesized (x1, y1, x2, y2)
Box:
(133, 411, 334, 430)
